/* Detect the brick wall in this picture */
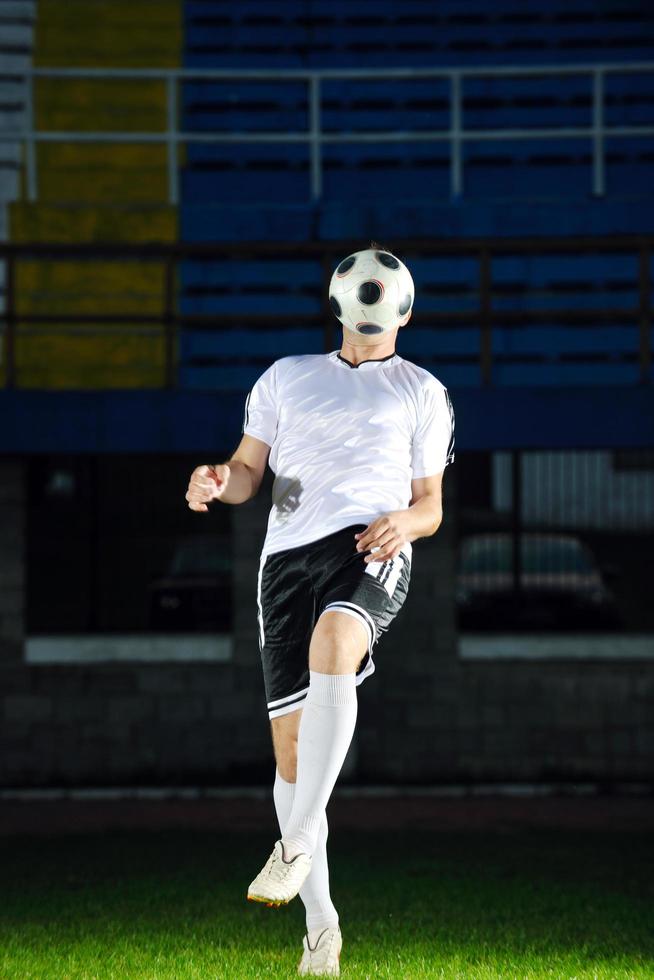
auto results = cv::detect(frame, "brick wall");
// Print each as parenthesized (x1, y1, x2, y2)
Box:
(0, 461, 24, 654)
(1, 460, 652, 787)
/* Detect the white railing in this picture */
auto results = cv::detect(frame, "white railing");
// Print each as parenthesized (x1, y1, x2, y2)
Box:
(1, 61, 654, 205)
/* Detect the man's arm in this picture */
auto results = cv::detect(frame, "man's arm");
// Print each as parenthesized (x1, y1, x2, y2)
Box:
(354, 472, 444, 563)
(219, 434, 271, 504)
(185, 434, 271, 512)
(407, 472, 444, 535)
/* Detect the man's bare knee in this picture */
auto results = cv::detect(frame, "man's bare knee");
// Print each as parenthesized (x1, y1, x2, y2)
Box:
(309, 610, 369, 674)
(271, 709, 301, 783)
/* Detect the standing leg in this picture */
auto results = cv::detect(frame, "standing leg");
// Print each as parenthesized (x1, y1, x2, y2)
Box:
(247, 612, 366, 905)
(281, 611, 366, 859)
(271, 711, 339, 936)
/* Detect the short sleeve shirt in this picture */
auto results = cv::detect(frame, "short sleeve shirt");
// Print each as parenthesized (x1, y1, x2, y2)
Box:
(243, 351, 455, 556)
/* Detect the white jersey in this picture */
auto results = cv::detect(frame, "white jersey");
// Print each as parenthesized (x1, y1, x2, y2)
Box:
(243, 350, 455, 557)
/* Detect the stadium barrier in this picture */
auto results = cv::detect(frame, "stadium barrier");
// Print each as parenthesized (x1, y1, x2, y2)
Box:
(1, 61, 654, 204)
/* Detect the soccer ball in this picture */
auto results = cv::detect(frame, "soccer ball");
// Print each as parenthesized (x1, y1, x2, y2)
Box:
(328, 248, 414, 336)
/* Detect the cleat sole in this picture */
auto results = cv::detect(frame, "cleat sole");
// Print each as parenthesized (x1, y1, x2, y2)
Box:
(247, 893, 288, 907)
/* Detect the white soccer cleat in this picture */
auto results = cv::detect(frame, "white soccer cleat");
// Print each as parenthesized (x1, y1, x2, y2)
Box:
(298, 926, 342, 976)
(247, 840, 312, 907)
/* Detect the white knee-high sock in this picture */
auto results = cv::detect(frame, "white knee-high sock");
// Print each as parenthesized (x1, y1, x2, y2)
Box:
(282, 671, 357, 858)
(273, 770, 339, 934)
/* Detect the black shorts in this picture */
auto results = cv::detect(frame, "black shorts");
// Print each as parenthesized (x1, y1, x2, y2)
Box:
(257, 524, 411, 719)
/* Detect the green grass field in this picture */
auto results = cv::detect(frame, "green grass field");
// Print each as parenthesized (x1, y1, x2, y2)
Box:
(1, 826, 652, 979)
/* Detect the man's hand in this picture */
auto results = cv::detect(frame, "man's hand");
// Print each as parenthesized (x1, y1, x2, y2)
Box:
(354, 479, 445, 562)
(354, 511, 411, 563)
(185, 464, 230, 512)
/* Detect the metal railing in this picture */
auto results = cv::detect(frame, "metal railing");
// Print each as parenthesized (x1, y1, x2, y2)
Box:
(0, 236, 651, 389)
(1, 61, 654, 203)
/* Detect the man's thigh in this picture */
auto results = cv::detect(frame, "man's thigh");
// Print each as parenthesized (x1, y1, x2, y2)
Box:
(312, 526, 412, 678)
(258, 527, 411, 719)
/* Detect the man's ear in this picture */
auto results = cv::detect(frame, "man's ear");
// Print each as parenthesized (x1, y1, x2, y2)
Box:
(399, 309, 413, 329)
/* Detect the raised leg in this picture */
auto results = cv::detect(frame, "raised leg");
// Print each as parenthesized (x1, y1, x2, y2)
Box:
(281, 611, 367, 858)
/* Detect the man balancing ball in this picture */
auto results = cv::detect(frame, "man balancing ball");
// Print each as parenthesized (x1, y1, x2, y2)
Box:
(185, 246, 455, 976)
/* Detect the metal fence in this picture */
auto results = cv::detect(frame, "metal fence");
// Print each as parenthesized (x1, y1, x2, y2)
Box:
(1, 61, 654, 203)
(0, 236, 651, 389)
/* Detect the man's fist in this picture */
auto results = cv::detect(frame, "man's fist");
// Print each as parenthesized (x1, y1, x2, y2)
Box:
(185, 464, 230, 512)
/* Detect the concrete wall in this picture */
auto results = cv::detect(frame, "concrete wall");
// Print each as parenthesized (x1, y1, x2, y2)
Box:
(1, 459, 653, 787)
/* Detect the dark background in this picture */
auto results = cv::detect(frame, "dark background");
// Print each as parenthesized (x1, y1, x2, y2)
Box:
(0, 0, 653, 789)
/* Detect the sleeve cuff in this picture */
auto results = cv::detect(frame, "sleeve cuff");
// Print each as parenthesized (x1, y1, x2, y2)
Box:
(243, 427, 274, 448)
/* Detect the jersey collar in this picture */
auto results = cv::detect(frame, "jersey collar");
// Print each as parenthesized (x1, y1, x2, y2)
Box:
(330, 351, 398, 371)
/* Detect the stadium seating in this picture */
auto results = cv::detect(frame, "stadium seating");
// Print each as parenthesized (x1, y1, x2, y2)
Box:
(181, 0, 654, 228)
(178, 0, 654, 390)
(176, 244, 653, 390)
(3, 0, 652, 395)
(183, 0, 654, 68)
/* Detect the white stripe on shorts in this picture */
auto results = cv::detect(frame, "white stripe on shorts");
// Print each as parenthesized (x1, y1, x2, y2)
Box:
(267, 685, 310, 710)
(322, 600, 376, 650)
(382, 557, 403, 597)
(365, 552, 406, 597)
(256, 554, 267, 650)
(268, 694, 309, 719)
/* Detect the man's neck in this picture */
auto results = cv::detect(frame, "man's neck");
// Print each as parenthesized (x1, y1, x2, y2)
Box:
(339, 335, 397, 366)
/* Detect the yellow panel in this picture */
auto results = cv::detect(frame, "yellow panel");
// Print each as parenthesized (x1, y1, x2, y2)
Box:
(35, 79, 168, 132)
(35, 1, 181, 68)
(15, 261, 168, 316)
(34, 144, 172, 204)
(10, 0, 182, 390)
(13, 332, 167, 388)
(30, 1, 181, 207)
(10, 204, 177, 243)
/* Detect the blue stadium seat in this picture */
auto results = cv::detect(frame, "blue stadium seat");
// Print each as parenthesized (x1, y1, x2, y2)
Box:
(180, 258, 321, 289)
(179, 365, 268, 390)
(180, 171, 310, 204)
(398, 327, 481, 358)
(605, 73, 654, 125)
(183, 80, 308, 132)
(180, 328, 323, 359)
(492, 362, 640, 385)
(492, 325, 639, 356)
(183, 1, 654, 69)
(491, 253, 638, 284)
(179, 257, 323, 315)
(181, 204, 315, 241)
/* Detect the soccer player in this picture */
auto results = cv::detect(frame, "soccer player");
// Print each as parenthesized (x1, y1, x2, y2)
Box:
(185, 248, 455, 976)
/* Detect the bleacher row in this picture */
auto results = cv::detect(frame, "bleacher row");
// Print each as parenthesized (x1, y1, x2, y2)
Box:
(180, 253, 649, 315)
(178, 249, 654, 390)
(184, 0, 654, 67)
(4, 0, 654, 392)
(182, 140, 653, 203)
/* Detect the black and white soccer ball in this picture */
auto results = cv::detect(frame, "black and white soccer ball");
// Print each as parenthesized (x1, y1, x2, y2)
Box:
(328, 248, 414, 335)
